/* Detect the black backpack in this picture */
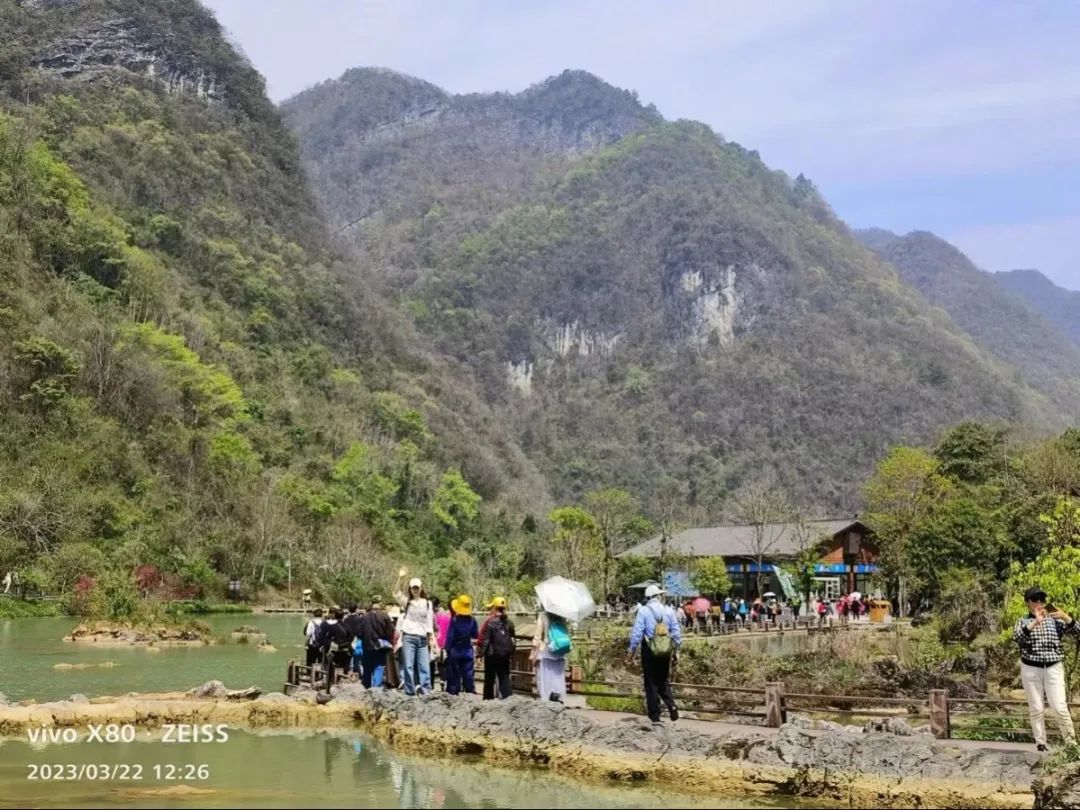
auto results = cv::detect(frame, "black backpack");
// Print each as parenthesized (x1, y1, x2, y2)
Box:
(487, 616, 515, 658)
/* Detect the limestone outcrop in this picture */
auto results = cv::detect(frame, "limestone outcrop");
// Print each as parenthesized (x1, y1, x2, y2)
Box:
(0, 683, 1040, 809)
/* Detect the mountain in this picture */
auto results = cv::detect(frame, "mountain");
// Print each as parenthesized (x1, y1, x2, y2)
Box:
(0, 0, 551, 606)
(283, 68, 1064, 514)
(855, 230, 1080, 412)
(994, 269, 1080, 348)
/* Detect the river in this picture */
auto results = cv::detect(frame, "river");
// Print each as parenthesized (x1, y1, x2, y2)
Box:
(0, 728, 802, 809)
(0, 615, 307, 702)
(0, 616, 810, 809)
(0, 615, 823, 703)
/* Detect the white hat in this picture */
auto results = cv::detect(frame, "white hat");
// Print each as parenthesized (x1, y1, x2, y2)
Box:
(645, 584, 664, 599)
(408, 577, 423, 589)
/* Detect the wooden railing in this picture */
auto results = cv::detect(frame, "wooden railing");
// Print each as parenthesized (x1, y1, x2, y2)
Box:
(286, 652, 1074, 743)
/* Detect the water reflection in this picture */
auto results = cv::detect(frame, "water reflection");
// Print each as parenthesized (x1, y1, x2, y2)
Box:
(0, 727, 794, 809)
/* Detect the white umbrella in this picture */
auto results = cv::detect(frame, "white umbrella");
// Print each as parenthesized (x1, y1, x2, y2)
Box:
(762, 591, 777, 599)
(850, 591, 862, 601)
(535, 576, 597, 623)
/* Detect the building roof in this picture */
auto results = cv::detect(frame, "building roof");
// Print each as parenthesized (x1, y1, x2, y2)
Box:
(619, 519, 866, 560)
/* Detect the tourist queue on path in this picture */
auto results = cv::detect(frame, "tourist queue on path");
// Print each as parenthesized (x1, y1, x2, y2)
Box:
(301, 568, 687, 727)
(301, 568, 570, 702)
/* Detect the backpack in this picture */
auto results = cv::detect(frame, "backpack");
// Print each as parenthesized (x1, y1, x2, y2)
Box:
(305, 618, 323, 647)
(546, 616, 572, 656)
(488, 616, 515, 659)
(644, 604, 673, 658)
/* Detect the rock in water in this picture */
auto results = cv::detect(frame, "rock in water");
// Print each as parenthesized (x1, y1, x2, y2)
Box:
(187, 681, 228, 698)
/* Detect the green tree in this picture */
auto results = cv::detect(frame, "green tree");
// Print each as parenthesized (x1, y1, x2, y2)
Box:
(549, 506, 603, 592)
(905, 493, 1010, 600)
(615, 554, 655, 591)
(13, 336, 80, 411)
(118, 323, 247, 429)
(691, 556, 732, 598)
(332, 442, 399, 525)
(1039, 497, 1080, 548)
(933, 421, 1009, 485)
(432, 469, 481, 531)
(864, 446, 953, 600)
(584, 488, 653, 600)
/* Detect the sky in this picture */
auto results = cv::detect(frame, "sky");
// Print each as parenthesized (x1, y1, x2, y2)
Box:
(204, 0, 1080, 289)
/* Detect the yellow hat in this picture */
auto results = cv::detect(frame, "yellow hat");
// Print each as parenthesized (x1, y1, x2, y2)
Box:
(451, 594, 473, 616)
(486, 596, 507, 609)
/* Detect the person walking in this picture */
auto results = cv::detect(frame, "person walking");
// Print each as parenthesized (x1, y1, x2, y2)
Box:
(359, 597, 394, 688)
(480, 597, 516, 700)
(627, 584, 682, 726)
(342, 603, 364, 677)
(394, 569, 437, 696)
(531, 611, 571, 703)
(1014, 586, 1080, 751)
(303, 608, 325, 667)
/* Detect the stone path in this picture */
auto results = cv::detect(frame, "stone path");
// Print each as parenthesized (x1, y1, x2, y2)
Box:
(563, 695, 1044, 754)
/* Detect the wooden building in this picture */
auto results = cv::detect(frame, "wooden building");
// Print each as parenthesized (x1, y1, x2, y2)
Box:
(619, 519, 877, 599)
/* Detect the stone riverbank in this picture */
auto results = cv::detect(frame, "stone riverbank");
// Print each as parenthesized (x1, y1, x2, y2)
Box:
(0, 682, 1041, 808)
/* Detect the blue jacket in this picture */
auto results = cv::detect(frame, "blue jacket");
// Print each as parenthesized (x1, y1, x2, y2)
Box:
(629, 599, 682, 654)
(445, 615, 478, 657)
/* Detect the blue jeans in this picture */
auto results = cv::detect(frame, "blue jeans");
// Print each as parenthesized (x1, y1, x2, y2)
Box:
(361, 649, 386, 688)
(445, 653, 475, 695)
(401, 634, 431, 695)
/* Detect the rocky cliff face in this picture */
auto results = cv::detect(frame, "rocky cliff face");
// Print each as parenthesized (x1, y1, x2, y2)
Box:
(28, 15, 223, 101)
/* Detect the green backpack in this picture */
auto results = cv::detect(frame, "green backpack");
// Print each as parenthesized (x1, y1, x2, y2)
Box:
(644, 604, 673, 658)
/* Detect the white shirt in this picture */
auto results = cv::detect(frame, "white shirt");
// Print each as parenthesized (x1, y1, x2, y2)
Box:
(397, 598, 434, 637)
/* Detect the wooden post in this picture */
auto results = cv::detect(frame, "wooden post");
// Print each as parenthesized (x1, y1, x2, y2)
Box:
(765, 681, 786, 728)
(569, 665, 583, 694)
(929, 690, 950, 739)
(286, 659, 296, 687)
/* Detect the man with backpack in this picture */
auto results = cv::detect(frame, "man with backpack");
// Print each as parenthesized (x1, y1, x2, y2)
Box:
(359, 597, 395, 688)
(316, 607, 353, 690)
(479, 596, 516, 700)
(303, 608, 325, 667)
(627, 584, 682, 726)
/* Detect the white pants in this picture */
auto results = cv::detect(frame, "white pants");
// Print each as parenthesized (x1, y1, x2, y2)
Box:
(1021, 662, 1075, 746)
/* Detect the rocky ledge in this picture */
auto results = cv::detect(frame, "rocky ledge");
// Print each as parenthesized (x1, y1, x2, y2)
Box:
(0, 682, 1041, 809)
(63, 622, 213, 646)
(1035, 763, 1080, 809)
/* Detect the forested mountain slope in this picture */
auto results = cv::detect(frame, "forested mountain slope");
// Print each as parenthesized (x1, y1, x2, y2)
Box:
(0, 0, 551, 605)
(284, 69, 1063, 514)
(857, 229, 1080, 411)
(994, 268, 1080, 348)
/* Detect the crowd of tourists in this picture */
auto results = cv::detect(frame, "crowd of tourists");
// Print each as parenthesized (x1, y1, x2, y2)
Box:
(302, 569, 574, 702)
(652, 591, 877, 632)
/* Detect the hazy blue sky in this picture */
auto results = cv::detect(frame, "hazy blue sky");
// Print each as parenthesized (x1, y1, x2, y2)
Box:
(204, 0, 1080, 288)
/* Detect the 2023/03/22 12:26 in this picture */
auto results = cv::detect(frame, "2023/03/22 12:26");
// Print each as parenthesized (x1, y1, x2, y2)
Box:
(152, 764, 211, 781)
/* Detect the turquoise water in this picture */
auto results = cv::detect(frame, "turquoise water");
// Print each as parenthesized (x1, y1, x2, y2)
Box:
(0, 615, 304, 702)
(0, 728, 796, 809)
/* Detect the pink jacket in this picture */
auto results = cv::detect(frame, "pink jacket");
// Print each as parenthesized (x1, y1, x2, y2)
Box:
(435, 610, 451, 649)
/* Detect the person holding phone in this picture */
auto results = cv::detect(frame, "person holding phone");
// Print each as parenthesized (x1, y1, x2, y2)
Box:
(1014, 586, 1079, 751)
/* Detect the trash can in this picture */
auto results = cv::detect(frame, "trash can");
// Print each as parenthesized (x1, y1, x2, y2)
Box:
(869, 599, 891, 623)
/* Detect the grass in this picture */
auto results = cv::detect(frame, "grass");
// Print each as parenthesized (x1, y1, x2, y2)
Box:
(1043, 742, 1080, 771)
(0, 598, 64, 618)
(580, 682, 644, 714)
